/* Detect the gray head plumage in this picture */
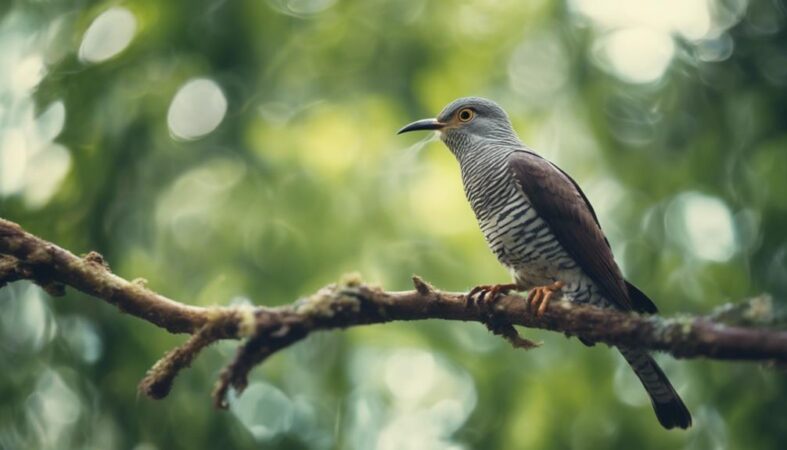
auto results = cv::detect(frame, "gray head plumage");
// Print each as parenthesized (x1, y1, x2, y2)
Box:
(398, 97, 521, 158)
(436, 97, 511, 125)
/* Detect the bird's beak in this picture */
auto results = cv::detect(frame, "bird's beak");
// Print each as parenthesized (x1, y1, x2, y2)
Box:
(397, 118, 445, 135)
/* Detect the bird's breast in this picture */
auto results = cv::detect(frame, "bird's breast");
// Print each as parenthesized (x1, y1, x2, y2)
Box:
(460, 161, 608, 306)
(464, 169, 576, 278)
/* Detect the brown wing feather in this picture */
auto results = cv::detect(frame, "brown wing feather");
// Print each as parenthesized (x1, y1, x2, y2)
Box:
(508, 151, 633, 311)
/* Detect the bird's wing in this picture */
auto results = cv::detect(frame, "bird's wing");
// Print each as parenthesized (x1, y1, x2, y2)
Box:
(507, 150, 633, 311)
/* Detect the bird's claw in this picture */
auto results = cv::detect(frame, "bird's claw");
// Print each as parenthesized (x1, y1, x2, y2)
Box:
(467, 283, 518, 306)
(527, 281, 565, 317)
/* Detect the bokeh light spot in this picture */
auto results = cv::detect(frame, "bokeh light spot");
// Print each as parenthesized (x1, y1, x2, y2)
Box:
(0, 99, 71, 208)
(155, 157, 246, 248)
(0, 129, 28, 195)
(384, 350, 436, 403)
(78, 7, 137, 63)
(25, 369, 82, 448)
(59, 316, 103, 364)
(571, 0, 747, 84)
(666, 192, 738, 262)
(230, 382, 294, 441)
(696, 33, 735, 62)
(36, 101, 66, 143)
(167, 78, 228, 140)
(347, 348, 477, 450)
(267, 0, 337, 17)
(11, 54, 45, 93)
(570, 0, 712, 40)
(597, 28, 675, 84)
(23, 143, 72, 208)
(508, 32, 569, 104)
(0, 282, 57, 354)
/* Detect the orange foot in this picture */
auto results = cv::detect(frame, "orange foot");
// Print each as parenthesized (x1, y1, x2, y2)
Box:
(467, 283, 518, 304)
(527, 281, 565, 317)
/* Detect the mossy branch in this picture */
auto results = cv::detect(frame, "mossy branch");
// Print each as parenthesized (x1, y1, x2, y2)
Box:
(1, 217, 786, 408)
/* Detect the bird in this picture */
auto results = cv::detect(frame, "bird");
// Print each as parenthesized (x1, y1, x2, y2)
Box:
(398, 97, 692, 430)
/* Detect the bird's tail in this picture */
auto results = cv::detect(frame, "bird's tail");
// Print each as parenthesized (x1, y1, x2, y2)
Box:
(619, 347, 692, 429)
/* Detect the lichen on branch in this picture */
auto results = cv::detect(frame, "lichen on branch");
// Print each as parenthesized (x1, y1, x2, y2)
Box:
(1, 217, 786, 408)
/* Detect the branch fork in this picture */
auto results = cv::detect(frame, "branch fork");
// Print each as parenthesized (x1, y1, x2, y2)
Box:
(1, 217, 786, 408)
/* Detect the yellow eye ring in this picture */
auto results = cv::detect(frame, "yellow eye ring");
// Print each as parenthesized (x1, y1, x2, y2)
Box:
(457, 108, 475, 122)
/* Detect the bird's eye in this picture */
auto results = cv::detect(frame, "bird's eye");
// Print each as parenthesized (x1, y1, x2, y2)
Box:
(457, 108, 475, 122)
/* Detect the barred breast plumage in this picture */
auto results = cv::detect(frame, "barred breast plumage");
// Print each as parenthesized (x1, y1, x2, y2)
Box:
(458, 144, 604, 308)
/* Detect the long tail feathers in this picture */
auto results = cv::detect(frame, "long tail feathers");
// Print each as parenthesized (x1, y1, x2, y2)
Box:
(624, 280, 658, 314)
(619, 347, 692, 430)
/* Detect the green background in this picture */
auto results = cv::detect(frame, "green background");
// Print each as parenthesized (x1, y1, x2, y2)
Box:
(1, 0, 786, 449)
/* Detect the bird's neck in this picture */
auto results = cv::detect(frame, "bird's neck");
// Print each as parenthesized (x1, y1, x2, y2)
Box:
(453, 139, 516, 194)
(449, 137, 520, 168)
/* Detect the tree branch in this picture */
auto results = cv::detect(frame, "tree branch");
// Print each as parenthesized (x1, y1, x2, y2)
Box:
(1, 217, 785, 408)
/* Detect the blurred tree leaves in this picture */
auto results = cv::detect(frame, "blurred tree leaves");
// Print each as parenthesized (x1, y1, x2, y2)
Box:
(1, 0, 787, 449)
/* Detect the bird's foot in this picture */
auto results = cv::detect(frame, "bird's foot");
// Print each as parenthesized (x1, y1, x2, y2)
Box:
(527, 281, 565, 317)
(467, 283, 518, 306)
(471, 284, 541, 350)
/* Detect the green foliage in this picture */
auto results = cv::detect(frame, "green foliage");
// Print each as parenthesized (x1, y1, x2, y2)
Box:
(1, 0, 786, 449)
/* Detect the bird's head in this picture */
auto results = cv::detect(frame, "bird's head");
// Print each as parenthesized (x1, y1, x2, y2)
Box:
(398, 97, 516, 154)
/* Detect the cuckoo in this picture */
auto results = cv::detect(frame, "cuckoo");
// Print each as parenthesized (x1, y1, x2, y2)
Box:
(398, 97, 692, 430)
